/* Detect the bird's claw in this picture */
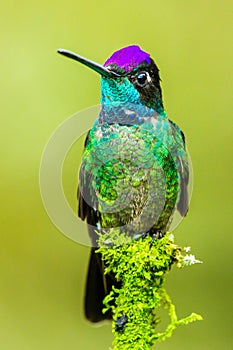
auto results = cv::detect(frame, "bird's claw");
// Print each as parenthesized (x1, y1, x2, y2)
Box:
(149, 231, 163, 248)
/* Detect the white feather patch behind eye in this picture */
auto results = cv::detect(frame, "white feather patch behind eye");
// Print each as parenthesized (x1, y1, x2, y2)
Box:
(146, 72, 152, 83)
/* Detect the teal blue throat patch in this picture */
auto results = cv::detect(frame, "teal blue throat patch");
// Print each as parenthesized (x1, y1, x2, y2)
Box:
(101, 77, 141, 105)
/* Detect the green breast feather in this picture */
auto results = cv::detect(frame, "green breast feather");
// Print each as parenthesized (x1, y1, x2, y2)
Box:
(78, 117, 188, 241)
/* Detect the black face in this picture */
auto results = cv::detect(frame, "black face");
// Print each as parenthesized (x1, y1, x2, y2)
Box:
(128, 59, 163, 111)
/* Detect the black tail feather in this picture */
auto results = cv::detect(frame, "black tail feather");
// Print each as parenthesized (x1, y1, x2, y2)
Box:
(85, 249, 118, 322)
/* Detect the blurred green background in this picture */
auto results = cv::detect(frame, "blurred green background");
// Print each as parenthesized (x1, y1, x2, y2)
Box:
(1, 1, 232, 349)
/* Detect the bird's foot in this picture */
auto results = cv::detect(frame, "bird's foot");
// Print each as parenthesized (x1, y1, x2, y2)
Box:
(140, 230, 164, 247)
(149, 230, 163, 248)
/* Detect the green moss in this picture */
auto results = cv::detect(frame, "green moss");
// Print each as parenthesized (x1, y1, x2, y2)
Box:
(97, 231, 202, 349)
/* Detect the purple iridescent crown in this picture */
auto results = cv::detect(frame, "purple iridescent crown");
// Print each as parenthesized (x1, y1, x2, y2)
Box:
(104, 45, 151, 73)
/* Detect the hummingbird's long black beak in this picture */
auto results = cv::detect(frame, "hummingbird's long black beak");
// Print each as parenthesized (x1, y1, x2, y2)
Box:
(57, 49, 121, 78)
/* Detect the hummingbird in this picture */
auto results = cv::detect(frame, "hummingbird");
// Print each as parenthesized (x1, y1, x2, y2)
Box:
(58, 45, 189, 323)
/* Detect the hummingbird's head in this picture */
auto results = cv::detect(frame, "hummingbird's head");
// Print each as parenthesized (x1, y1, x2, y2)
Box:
(102, 45, 163, 112)
(57, 45, 163, 113)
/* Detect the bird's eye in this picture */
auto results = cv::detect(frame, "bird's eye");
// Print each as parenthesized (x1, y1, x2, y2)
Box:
(136, 71, 148, 87)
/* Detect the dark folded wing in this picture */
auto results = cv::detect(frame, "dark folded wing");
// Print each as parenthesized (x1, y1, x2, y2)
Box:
(77, 130, 100, 244)
(177, 154, 189, 216)
(169, 121, 189, 217)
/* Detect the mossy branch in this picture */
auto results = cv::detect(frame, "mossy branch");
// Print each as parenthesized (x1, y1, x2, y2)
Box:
(96, 231, 202, 349)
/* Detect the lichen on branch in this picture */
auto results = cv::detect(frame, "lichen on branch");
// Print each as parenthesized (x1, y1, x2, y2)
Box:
(97, 231, 202, 349)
